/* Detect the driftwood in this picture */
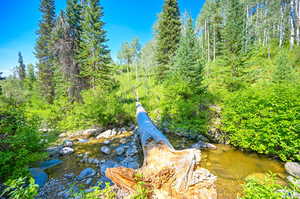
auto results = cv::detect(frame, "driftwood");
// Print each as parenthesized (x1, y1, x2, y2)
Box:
(106, 103, 217, 199)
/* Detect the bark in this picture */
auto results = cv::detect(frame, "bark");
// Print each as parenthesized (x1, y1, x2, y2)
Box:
(290, 0, 296, 48)
(106, 103, 217, 199)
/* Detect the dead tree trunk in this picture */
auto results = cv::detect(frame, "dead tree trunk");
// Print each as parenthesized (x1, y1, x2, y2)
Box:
(106, 103, 217, 199)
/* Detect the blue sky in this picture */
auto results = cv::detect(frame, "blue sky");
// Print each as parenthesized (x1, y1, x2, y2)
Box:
(0, 0, 205, 76)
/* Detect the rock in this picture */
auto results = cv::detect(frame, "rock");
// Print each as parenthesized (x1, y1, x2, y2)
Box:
(78, 138, 89, 143)
(78, 168, 96, 180)
(60, 147, 74, 155)
(189, 168, 217, 186)
(64, 173, 75, 179)
(96, 129, 118, 139)
(29, 168, 48, 188)
(100, 146, 111, 155)
(277, 189, 300, 198)
(39, 159, 62, 170)
(103, 140, 111, 145)
(120, 138, 128, 144)
(84, 188, 95, 193)
(46, 146, 63, 157)
(129, 124, 135, 131)
(191, 141, 217, 150)
(86, 178, 93, 185)
(285, 162, 300, 178)
(81, 128, 100, 138)
(63, 140, 73, 147)
(287, 176, 300, 188)
(100, 160, 120, 175)
(115, 146, 125, 155)
(120, 157, 140, 169)
(125, 145, 138, 156)
(57, 190, 70, 198)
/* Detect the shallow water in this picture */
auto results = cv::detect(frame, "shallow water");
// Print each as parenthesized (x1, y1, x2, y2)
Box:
(46, 132, 287, 199)
(200, 144, 286, 199)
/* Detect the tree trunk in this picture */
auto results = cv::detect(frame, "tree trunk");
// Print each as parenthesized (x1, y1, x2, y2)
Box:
(290, 0, 296, 49)
(106, 103, 217, 199)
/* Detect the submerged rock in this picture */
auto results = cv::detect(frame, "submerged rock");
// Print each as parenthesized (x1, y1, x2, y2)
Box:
(39, 159, 62, 170)
(60, 147, 74, 155)
(63, 140, 73, 147)
(191, 141, 217, 150)
(285, 162, 300, 178)
(115, 146, 125, 156)
(78, 168, 96, 180)
(100, 160, 120, 175)
(46, 146, 63, 157)
(29, 168, 48, 188)
(100, 146, 111, 155)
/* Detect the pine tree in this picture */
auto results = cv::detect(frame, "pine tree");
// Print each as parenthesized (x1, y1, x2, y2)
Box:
(222, 0, 246, 56)
(78, 0, 112, 89)
(173, 16, 204, 92)
(155, 0, 181, 79)
(35, 0, 56, 103)
(51, 0, 84, 102)
(17, 52, 26, 81)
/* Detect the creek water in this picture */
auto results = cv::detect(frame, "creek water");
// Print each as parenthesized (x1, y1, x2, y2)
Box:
(46, 132, 287, 199)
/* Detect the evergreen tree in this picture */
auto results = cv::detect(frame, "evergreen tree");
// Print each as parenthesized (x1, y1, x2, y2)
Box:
(17, 52, 26, 81)
(155, 0, 181, 78)
(35, 0, 56, 103)
(51, 0, 84, 102)
(78, 0, 112, 89)
(173, 16, 204, 92)
(222, 0, 246, 56)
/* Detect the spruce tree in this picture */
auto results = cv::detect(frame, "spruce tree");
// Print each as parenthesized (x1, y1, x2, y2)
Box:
(51, 0, 84, 102)
(173, 16, 204, 92)
(155, 0, 181, 79)
(17, 52, 26, 81)
(222, 0, 245, 56)
(78, 0, 111, 89)
(35, 0, 56, 103)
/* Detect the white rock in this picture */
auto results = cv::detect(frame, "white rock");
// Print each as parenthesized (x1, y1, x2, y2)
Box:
(100, 146, 111, 155)
(59, 147, 74, 155)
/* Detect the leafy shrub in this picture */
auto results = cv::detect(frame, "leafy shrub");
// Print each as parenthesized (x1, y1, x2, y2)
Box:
(222, 83, 300, 161)
(0, 100, 46, 181)
(58, 87, 131, 131)
(73, 182, 116, 199)
(240, 174, 299, 199)
(1, 177, 38, 199)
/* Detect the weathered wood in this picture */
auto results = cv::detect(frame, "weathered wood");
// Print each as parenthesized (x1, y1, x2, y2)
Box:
(106, 103, 217, 199)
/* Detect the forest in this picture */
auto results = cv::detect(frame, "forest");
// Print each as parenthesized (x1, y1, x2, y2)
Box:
(0, 0, 299, 198)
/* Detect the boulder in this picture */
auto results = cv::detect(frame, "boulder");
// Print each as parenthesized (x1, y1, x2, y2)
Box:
(64, 173, 75, 179)
(100, 146, 111, 155)
(100, 160, 120, 175)
(46, 146, 63, 157)
(29, 168, 48, 188)
(96, 129, 118, 139)
(78, 168, 96, 180)
(285, 162, 300, 178)
(63, 140, 73, 147)
(191, 141, 217, 150)
(39, 159, 62, 170)
(77, 138, 89, 143)
(60, 147, 74, 155)
(85, 178, 93, 185)
(103, 140, 111, 145)
(120, 157, 140, 169)
(115, 146, 125, 156)
(125, 145, 138, 157)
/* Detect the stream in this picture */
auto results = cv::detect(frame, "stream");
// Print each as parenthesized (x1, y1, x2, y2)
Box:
(43, 131, 287, 199)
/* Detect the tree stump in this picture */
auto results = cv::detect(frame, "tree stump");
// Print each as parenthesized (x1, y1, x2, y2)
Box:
(106, 103, 217, 199)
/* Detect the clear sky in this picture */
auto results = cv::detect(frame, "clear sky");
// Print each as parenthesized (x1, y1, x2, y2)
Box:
(0, 0, 205, 76)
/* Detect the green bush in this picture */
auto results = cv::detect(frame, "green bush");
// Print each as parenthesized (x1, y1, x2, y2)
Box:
(240, 174, 299, 199)
(1, 177, 38, 199)
(0, 101, 46, 181)
(222, 83, 300, 161)
(57, 87, 131, 131)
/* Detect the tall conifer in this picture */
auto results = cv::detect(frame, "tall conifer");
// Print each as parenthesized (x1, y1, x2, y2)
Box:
(35, 0, 56, 103)
(17, 52, 26, 81)
(155, 0, 181, 79)
(78, 0, 111, 89)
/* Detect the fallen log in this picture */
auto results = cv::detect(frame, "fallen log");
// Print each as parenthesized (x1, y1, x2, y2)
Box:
(106, 103, 217, 199)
